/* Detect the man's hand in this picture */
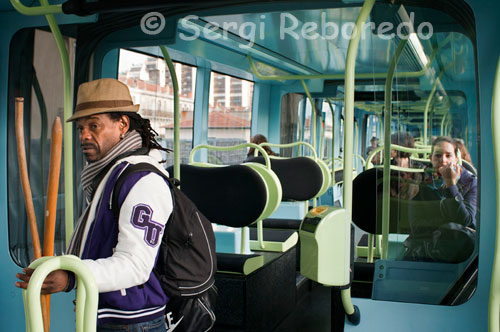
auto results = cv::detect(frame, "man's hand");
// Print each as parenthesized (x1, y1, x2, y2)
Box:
(15, 268, 69, 294)
(439, 163, 460, 187)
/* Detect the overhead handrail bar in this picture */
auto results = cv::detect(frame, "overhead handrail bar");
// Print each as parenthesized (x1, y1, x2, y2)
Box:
(489, 54, 500, 332)
(160, 46, 180, 181)
(24, 256, 98, 332)
(247, 35, 451, 81)
(381, 38, 408, 259)
(11, 0, 75, 245)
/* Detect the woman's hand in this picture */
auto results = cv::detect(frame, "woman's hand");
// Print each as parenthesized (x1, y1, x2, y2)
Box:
(15, 268, 69, 294)
(439, 163, 460, 187)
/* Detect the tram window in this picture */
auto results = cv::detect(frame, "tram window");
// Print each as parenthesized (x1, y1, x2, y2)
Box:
(279, 93, 304, 157)
(118, 49, 196, 165)
(7, 29, 76, 266)
(207, 72, 253, 164)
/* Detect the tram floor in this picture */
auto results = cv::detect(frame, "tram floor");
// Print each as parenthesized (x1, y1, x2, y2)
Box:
(273, 284, 331, 332)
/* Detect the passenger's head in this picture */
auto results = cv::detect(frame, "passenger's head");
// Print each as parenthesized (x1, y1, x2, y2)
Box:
(455, 138, 472, 163)
(430, 136, 459, 171)
(70, 78, 164, 162)
(370, 136, 379, 147)
(247, 134, 277, 157)
(390, 132, 414, 159)
(251, 134, 269, 146)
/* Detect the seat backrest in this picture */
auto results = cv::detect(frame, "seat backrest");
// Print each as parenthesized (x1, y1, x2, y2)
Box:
(245, 156, 324, 201)
(352, 168, 424, 234)
(166, 164, 270, 228)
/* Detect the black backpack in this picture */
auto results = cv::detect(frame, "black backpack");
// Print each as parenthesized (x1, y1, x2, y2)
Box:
(111, 162, 217, 331)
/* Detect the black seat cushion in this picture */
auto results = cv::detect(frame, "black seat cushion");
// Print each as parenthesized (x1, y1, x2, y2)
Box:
(166, 164, 267, 227)
(352, 168, 416, 234)
(245, 156, 323, 201)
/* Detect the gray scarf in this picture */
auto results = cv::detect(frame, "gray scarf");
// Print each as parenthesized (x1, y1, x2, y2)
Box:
(67, 130, 143, 256)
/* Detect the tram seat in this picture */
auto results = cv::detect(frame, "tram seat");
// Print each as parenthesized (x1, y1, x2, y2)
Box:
(352, 167, 429, 261)
(167, 164, 297, 331)
(166, 163, 283, 273)
(245, 156, 325, 201)
(462, 160, 477, 176)
(244, 156, 329, 252)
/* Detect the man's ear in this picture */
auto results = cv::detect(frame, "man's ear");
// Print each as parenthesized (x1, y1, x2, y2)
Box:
(119, 115, 130, 133)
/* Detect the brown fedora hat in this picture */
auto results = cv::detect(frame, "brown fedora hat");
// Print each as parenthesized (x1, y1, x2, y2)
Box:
(67, 78, 139, 122)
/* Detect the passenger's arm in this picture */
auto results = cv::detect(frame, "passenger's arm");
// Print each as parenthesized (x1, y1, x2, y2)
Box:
(440, 177, 477, 227)
(83, 172, 172, 293)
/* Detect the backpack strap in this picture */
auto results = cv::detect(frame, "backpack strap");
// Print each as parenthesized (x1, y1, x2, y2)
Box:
(111, 162, 176, 218)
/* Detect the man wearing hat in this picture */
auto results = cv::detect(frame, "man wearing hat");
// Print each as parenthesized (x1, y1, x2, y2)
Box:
(16, 78, 173, 331)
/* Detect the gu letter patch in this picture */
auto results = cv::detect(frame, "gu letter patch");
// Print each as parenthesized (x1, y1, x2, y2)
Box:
(130, 204, 164, 247)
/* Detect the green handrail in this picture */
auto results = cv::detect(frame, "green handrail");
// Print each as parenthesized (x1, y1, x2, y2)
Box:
(366, 143, 431, 167)
(489, 55, 500, 332)
(160, 46, 180, 181)
(247, 35, 451, 82)
(326, 99, 336, 186)
(342, 0, 376, 316)
(381, 38, 408, 259)
(10, 0, 76, 244)
(424, 67, 449, 145)
(190, 143, 271, 170)
(10, 0, 61, 15)
(23, 256, 98, 332)
(256, 141, 318, 160)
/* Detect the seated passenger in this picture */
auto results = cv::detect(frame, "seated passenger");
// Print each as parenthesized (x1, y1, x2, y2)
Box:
(366, 136, 381, 165)
(390, 132, 416, 168)
(389, 132, 420, 200)
(403, 136, 477, 263)
(245, 134, 278, 162)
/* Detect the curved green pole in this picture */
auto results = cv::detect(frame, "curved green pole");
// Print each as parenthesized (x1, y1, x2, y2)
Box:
(381, 39, 408, 259)
(24, 256, 98, 332)
(10, 0, 61, 15)
(327, 99, 336, 186)
(257, 141, 318, 160)
(424, 67, 449, 145)
(440, 109, 449, 136)
(190, 143, 271, 170)
(160, 46, 180, 181)
(342, 0, 376, 315)
(489, 55, 500, 332)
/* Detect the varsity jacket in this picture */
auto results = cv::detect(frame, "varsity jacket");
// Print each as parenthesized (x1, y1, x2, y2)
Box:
(76, 149, 173, 325)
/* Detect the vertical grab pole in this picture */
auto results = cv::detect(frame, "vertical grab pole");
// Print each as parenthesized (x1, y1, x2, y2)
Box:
(489, 55, 500, 332)
(160, 46, 180, 181)
(424, 68, 447, 144)
(340, 0, 375, 324)
(381, 39, 408, 259)
(327, 99, 336, 186)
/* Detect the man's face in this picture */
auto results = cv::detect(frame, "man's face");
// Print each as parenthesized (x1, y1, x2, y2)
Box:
(76, 114, 126, 162)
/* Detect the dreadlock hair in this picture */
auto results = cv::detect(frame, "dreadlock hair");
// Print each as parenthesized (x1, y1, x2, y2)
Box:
(108, 112, 172, 155)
